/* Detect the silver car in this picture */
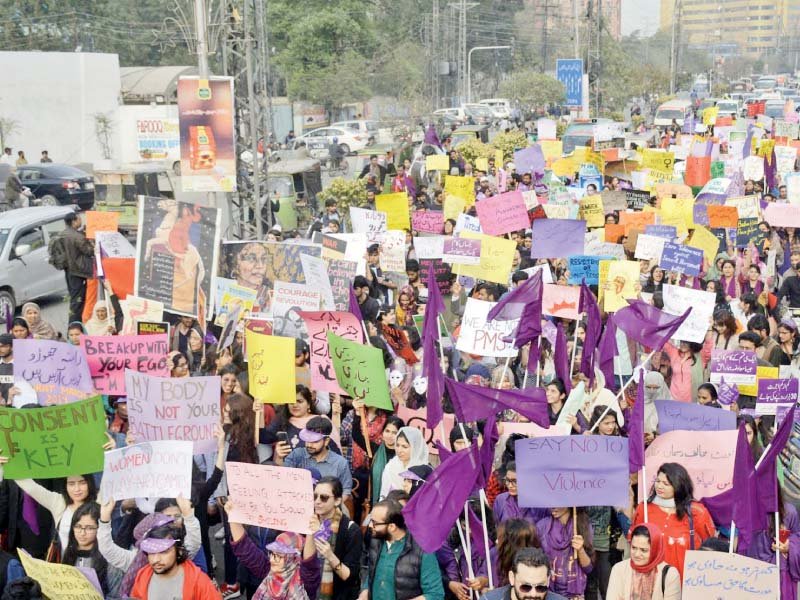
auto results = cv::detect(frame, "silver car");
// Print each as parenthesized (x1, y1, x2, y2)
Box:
(0, 206, 75, 317)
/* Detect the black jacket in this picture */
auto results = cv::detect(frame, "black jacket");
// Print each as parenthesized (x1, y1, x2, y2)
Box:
(778, 275, 800, 307)
(363, 533, 424, 600)
(0, 479, 56, 559)
(60, 226, 94, 278)
(332, 514, 364, 600)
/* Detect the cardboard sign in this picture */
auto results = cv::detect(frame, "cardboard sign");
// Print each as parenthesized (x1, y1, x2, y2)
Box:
(644, 224, 677, 240)
(125, 371, 221, 454)
(328, 332, 393, 410)
(18, 550, 103, 600)
(662, 285, 715, 344)
(625, 189, 652, 210)
(579, 195, 605, 228)
(119, 295, 164, 335)
(531, 218, 586, 258)
(603, 260, 640, 312)
(659, 242, 703, 276)
(411, 210, 445, 234)
(13, 339, 94, 405)
(654, 400, 737, 433)
(444, 176, 476, 205)
(455, 231, 516, 284)
(379, 230, 406, 273)
(756, 378, 799, 416)
(687, 225, 720, 263)
(85, 210, 120, 239)
(327, 258, 359, 312)
(246, 331, 295, 404)
(100, 440, 193, 501)
(298, 311, 364, 395)
(425, 154, 450, 171)
(475, 191, 531, 236)
(706, 205, 738, 228)
(682, 551, 777, 600)
(456, 298, 519, 358)
(81, 334, 169, 395)
(397, 406, 455, 456)
(376, 192, 411, 230)
(634, 234, 667, 262)
(226, 462, 314, 534)
(271, 281, 321, 327)
(542, 284, 580, 320)
(442, 237, 481, 266)
(567, 255, 606, 285)
(0, 396, 107, 479)
(709, 350, 758, 387)
(516, 436, 630, 508)
(350, 207, 387, 243)
(300, 254, 336, 311)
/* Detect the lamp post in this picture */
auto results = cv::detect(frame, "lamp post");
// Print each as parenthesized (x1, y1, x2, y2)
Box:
(467, 45, 511, 103)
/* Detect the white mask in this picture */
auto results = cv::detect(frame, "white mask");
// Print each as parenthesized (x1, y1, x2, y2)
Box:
(389, 370, 404, 389)
(413, 376, 428, 395)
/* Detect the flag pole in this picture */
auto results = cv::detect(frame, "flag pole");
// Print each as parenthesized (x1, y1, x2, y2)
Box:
(641, 464, 648, 522)
(357, 317, 374, 459)
(572, 506, 578, 559)
(729, 521, 735, 553)
(463, 502, 473, 571)
(455, 518, 476, 600)
(569, 315, 582, 378)
(589, 350, 656, 433)
(534, 337, 542, 387)
(478, 489, 494, 589)
(775, 475, 781, 594)
(500, 337, 517, 388)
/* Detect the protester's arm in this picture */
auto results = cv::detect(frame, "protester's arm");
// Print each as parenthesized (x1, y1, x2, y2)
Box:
(179, 496, 202, 558)
(195, 425, 226, 507)
(339, 460, 354, 499)
(97, 499, 136, 571)
(15, 478, 67, 522)
(225, 500, 271, 581)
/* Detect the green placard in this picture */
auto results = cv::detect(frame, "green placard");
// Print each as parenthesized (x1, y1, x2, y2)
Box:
(327, 332, 393, 410)
(710, 161, 725, 179)
(0, 396, 107, 479)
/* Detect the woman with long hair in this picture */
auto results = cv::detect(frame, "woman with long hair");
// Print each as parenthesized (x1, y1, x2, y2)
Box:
(395, 285, 418, 327)
(631, 463, 715, 579)
(712, 309, 739, 350)
(776, 318, 799, 366)
(718, 259, 742, 301)
(661, 336, 713, 402)
(737, 414, 764, 463)
(262, 385, 320, 450)
(62, 502, 122, 598)
(493, 518, 541, 586)
(606, 524, 680, 600)
(537, 507, 595, 597)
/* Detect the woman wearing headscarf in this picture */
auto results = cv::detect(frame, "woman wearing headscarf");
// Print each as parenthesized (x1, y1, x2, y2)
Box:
(661, 335, 713, 402)
(400, 464, 433, 498)
(21, 302, 56, 339)
(83, 301, 115, 336)
(370, 415, 404, 507)
(492, 461, 549, 527)
(379, 426, 429, 500)
(583, 369, 625, 433)
(395, 285, 418, 327)
(606, 523, 680, 600)
(641, 371, 670, 442)
(537, 507, 594, 598)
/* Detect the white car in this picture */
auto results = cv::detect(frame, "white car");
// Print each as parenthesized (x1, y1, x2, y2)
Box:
(293, 126, 368, 158)
(479, 98, 512, 119)
(330, 120, 393, 144)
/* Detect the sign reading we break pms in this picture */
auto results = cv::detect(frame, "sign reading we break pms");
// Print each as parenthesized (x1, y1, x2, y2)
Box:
(80, 334, 170, 395)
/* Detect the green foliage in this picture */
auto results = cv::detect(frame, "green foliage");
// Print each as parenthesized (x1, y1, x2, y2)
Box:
(490, 130, 528, 161)
(317, 177, 367, 225)
(498, 71, 565, 110)
(455, 138, 492, 165)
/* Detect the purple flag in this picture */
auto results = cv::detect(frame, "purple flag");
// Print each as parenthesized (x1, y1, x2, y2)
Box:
(743, 125, 754, 159)
(479, 415, 499, 487)
(348, 286, 364, 326)
(579, 282, 601, 381)
(612, 300, 691, 351)
(487, 270, 543, 348)
(424, 124, 442, 148)
(423, 264, 446, 428)
(553, 322, 571, 394)
(765, 149, 777, 190)
(755, 405, 795, 514)
(403, 443, 482, 552)
(628, 371, 645, 474)
(526, 336, 541, 375)
(717, 376, 740, 406)
(444, 378, 549, 427)
(596, 318, 618, 391)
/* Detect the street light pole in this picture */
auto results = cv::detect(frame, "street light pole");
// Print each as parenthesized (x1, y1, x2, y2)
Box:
(467, 45, 511, 103)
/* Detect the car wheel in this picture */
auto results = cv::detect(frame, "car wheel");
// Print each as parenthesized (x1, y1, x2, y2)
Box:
(0, 290, 15, 321)
(39, 194, 59, 206)
(339, 144, 351, 155)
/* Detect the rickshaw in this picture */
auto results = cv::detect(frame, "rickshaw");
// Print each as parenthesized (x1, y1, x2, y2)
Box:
(266, 154, 322, 232)
(93, 167, 175, 235)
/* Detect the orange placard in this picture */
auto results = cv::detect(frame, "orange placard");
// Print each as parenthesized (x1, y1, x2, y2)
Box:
(101, 257, 135, 300)
(85, 211, 120, 239)
(707, 205, 739, 228)
(605, 223, 624, 243)
(684, 155, 711, 187)
(619, 211, 656, 235)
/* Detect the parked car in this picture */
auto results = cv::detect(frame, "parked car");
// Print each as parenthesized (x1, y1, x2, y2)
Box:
(0, 206, 75, 316)
(330, 120, 393, 144)
(292, 126, 368, 158)
(433, 107, 467, 127)
(16, 163, 94, 210)
(715, 100, 739, 119)
(462, 103, 494, 125)
(479, 98, 512, 119)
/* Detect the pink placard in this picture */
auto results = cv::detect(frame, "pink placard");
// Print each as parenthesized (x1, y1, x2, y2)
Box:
(764, 202, 800, 228)
(397, 406, 455, 455)
(298, 311, 364, 394)
(411, 210, 445, 234)
(226, 462, 314, 533)
(474, 191, 530, 235)
(542, 284, 580, 320)
(499, 422, 570, 437)
(80, 334, 169, 395)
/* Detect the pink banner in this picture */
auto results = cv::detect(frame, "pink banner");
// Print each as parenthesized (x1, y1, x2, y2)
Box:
(542, 284, 580, 320)
(474, 191, 530, 236)
(298, 311, 364, 394)
(80, 334, 169, 395)
(411, 211, 445, 234)
(397, 406, 455, 456)
(764, 203, 800, 228)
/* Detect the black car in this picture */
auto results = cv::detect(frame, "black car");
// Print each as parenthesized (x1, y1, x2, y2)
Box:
(16, 163, 94, 210)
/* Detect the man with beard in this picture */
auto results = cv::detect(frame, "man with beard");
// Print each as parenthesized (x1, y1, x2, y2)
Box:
(359, 500, 444, 600)
(130, 523, 219, 599)
(277, 416, 353, 500)
(479, 548, 567, 600)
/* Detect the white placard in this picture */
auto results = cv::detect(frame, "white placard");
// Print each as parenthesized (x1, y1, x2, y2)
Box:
(349, 207, 387, 243)
(663, 284, 714, 343)
(100, 440, 193, 501)
(455, 298, 520, 358)
(413, 235, 446, 259)
(379, 230, 407, 273)
(300, 254, 336, 310)
(634, 234, 667, 262)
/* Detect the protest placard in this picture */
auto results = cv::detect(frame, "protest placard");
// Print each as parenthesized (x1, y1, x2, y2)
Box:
(445, 175, 476, 205)
(425, 154, 450, 171)
(300, 254, 336, 311)
(542, 203, 572, 219)
(125, 371, 221, 453)
(709, 350, 758, 387)
(397, 406, 455, 456)
(100, 440, 193, 501)
(328, 332, 392, 410)
(603, 260, 640, 312)
(531, 219, 586, 259)
(226, 462, 313, 533)
(271, 282, 320, 336)
(419, 258, 453, 296)
(474, 191, 530, 235)
(764, 202, 800, 227)
(298, 312, 363, 394)
(640, 429, 736, 500)
(376, 192, 411, 230)
(18, 549, 103, 600)
(682, 551, 777, 600)
(444, 194, 466, 220)
(706, 205, 738, 228)
(633, 234, 667, 262)
(456, 298, 519, 358)
(567, 255, 606, 285)
(644, 225, 677, 240)
(659, 242, 703, 276)
(411, 210, 445, 234)
(654, 400, 736, 433)
(80, 334, 169, 395)
(96, 231, 136, 258)
(735, 217, 765, 249)
(13, 339, 94, 405)
(523, 263, 554, 285)
(246, 331, 295, 403)
(641, 149, 674, 174)
(579, 195, 605, 228)
(350, 207, 387, 243)
(137, 321, 170, 336)
(454, 212, 482, 234)
(500, 422, 570, 437)
(85, 210, 119, 239)
(724, 195, 760, 219)
(542, 284, 580, 320)
(619, 211, 655, 235)
(0, 396, 106, 478)
(455, 231, 516, 284)
(625, 189, 652, 210)
(442, 237, 481, 266)
(119, 295, 164, 335)
(515, 435, 629, 508)
(554, 382, 586, 431)
(379, 230, 407, 273)
(661, 196, 695, 228)
(662, 285, 714, 344)
(412, 235, 446, 259)
(214, 277, 258, 327)
(326, 258, 359, 312)
(756, 378, 799, 416)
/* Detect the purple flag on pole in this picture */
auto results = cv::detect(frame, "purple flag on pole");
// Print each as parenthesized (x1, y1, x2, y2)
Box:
(579, 282, 602, 381)
(612, 300, 691, 351)
(628, 370, 645, 474)
(765, 149, 777, 190)
(444, 378, 549, 427)
(348, 286, 363, 325)
(743, 125, 754, 159)
(755, 405, 795, 514)
(596, 318, 617, 390)
(487, 270, 543, 348)
(526, 336, 541, 375)
(554, 322, 572, 394)
(424, 264, 446, 428)
(403, 443, 482, 552)
(479, 415, 499, 487)
(424, 124, 442, 148)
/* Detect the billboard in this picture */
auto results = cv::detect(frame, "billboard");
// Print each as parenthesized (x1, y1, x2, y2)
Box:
(556, 59, 583, 107)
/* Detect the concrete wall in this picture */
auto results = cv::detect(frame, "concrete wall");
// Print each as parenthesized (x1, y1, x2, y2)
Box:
(0, 52, 121, 166)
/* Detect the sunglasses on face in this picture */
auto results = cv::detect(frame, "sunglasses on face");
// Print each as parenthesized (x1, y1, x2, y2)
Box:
(314, 493, 331, 502)
(517, 584, 549, 594)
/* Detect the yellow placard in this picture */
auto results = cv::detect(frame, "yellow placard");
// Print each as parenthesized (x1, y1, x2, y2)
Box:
(703, 106, 719, 125)
(475, 157, 489, 172)
(455, 231, 516, 284)
(580, 195, 605, 228)
(598, 259, 612, 305)
(444, 194, 466, 221)
(426, 154, 450, 171)
(18, 549, 103, 600)
(573, 147, 604, 174)
(660, 196, 695, 228)
(540, 139, 563, 161)
(552, 156, 577, 178)
(687, 225, 720, 264)
(543, 203, 571, 219)
(739, 365, 779, 396)
(495, 149, 505, 167)
(641, 149, 675, 175)
(603, 260, 640, 312)
(376, 192, 411, 230)
(444, 175, 476, 206)
(245, 331, 296, 403)
(757, 139, 775, 159)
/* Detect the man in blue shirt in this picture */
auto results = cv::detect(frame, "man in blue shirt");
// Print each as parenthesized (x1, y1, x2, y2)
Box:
(276, 416, 353, 500)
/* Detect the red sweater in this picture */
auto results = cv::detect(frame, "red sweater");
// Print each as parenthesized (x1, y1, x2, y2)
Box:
(130, 559, 221, 600)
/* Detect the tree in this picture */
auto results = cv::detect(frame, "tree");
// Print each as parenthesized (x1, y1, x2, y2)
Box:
(498, 71, 565, 110)
(0, 117, 19, 150)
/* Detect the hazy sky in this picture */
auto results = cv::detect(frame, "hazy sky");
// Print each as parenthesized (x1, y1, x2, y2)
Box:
(622, 0, 662, 36)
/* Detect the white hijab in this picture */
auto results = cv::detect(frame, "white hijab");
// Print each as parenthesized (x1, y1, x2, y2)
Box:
(379, 427, 429, 500)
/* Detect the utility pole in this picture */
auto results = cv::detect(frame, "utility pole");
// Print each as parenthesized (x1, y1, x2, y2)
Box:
(573, 0, 580, 59)
(541, 0, 549, 69)
(669, 0, 682, 94)
(449, 0, 477, 104)
(194, 0, 209, 77)
(243, 0, 262, 240)
(432, 0, 440, 110)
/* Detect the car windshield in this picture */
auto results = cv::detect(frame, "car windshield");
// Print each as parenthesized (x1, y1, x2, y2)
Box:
(717, 102, 737, 112)
(465, 105, 492, 117)
(35, 165, 89, 178)
(266, 176, 294, 197)
(0, 229, 8, 254)
(655, 109, 685, 120)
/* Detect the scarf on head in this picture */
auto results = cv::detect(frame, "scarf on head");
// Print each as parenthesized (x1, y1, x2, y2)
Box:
(84, 301, 113, 337)
(21, 302, 56, 340)
(630, 523, 665, 600)
(253, 553, 308, 600)
(352, 411, 386, 471)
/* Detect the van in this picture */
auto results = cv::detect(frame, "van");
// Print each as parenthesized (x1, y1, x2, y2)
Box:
(654, 99, 694, 127)
(755, 76, 777, 91)
(479, 98, 512, 119)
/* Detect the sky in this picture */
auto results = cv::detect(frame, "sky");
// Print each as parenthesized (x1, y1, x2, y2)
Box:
(622, 0, 662, 37)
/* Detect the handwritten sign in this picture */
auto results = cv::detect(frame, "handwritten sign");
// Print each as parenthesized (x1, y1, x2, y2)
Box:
(709, 350, 758, 387)
(659, 242, 703, 276)
(100, 440, 193, 501)
(425, 154, 450, 171)
(625, 189, 652, 210)
(328, 332, 392, 410)
(411, 210, 444, 234)
(442, 237, 481, 266)
(531, 218, 586, 259)
(85, 210, 120, 239)
(662, 285, 714, 344)
(634, 234, 667, 262)
(644, 225, 677, 240)
(119, 295, 164, 335)
(706, 205, 738, 228)
(226, 462, 314, 534)
(474, 191, 530, 236)
(654, 400, 736, 433)
(764, 202, 800, 227)
(567, 255, 605, 285)
(641, 429, 737, 500)
(397, 406, 455, 456)
(96, 231, 136, 258)
(350, 207, 387, 243)
(756, 378, 799, 416)
(445, 176, 476, 205)
(603, 260, 640, 313)
(515, 436, 630, 508)
(0, 396, 106, 478)
(641, 149, 675, 174)
(379, 230, 406, 273)
(579, 195, 605, 228)
(455, 231, 516, 284)
(619, 211, 655, 235)
(736, 217, 764, 249)
(542, 284, 580, 320)
(376, 192, 411, 230)
(18, 550, 103, 600)
(125, 371, 221, 454)
(500, 422, 570, 437)
(682, 551, 777, 600)
(456, 298, 519, 358)
(13, 339, 94, 405)
(80, 334, 169, 395)
(246, 331, 295, 404)
(298, 311, 363, 394)
(327, 258, 359, 312)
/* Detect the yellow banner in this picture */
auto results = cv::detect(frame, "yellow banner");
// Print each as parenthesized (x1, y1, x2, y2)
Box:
(455, 231, 516, 284)
(443, 194, 466, 221)
(641, 149, 675, 175)
(425, 154, 450, 171)
(660, 196, 695, 228)
(580, 195, 605, 228)
(703, 106, 719, 125)
(18, 550, 103, 600)
(245, 331, 296, 403)
(540, 140, 563, 162)
(444, 175, 476, 205)
(573, 147, 604, 174)
(603, 260, 640, 312)
(376, 192, 411, 230)
(687, 225, 720, 263)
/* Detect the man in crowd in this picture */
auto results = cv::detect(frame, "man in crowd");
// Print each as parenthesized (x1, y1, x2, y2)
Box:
(50, 211, 94, 324)
(480, 548, 567, 600)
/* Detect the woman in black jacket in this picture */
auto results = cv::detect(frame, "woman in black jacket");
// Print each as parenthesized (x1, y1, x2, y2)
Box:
(311, 476, 363, 600)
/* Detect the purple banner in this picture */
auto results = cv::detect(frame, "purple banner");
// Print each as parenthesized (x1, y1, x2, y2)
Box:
(442, 237, 481, 263)
(654, 400, 737, 433)
(644, 225, 677, 240)
(709, 350, 758, 386)
(13, 339, 94, 405)
(659, 242, 703, 276)
(515, 435, 629, 508)
(692, 204, 709, 226)
(531, 218, 586, 259)
(756, 378, 799, 416)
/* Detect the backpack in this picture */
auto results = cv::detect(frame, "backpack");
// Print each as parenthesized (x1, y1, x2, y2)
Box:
(47, 233, 68, 270)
